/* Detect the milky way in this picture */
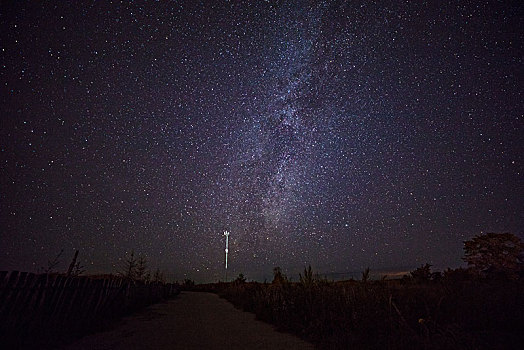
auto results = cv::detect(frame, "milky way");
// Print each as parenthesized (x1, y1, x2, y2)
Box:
(1, 1, 522, 282)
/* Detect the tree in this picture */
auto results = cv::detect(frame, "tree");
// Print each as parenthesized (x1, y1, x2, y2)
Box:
(361, 267, 370, 282)
(152, 268, 165, 283)
(234, 273, 246, 284)
(410, 263, 432, 282)
(443, 267, 472, 283)
(463, 233, 524, 278)
(135, 255, 147, 282)
(119, 251, 137, 281)
(299, 265, 315, 288)
(272, 266, 287, 284)
(183, 278, 195, 288)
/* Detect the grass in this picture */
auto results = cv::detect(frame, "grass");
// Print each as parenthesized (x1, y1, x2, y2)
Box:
(197, 271, 524, 349)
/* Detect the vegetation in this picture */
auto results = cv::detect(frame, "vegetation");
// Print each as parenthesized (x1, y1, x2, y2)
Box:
(135, 254, 148, 281)
(2, 256, 181, 350)
(234, 273, 247, 284)
(206, 268, 523, 349)
(118, 251, 166, 283)
(361, 266, 370, 282)
(299, 265, 315, 287)
(119, 250, 138, 280)
(195, 233, 524, 349)
(463, 232, 524, 279)
(152, 268, 165, 283)
(272, 266, 287, 284)
(43, 249, 64, 274)
(66, 250, 85, 277)
(181, 278, 195, 290)
(404, 263, 441, 283)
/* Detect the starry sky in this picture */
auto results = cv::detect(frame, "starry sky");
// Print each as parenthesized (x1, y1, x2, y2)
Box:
(1, 1, 522, 282)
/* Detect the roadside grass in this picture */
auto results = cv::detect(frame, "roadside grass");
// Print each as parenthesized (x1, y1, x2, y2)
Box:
(197, 271, 524, 349)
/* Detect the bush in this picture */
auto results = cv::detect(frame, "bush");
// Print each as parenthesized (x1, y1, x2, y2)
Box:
(213, 271, 524, 349)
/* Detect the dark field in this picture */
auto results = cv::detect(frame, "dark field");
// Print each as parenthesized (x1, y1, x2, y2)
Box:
(0, 271, 179, 349)
(1, 268, 523, 349)
(194, 271, 524, 349)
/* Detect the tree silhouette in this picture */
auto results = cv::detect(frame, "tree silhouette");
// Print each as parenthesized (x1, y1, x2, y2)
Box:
(152, 268, 165, 283)
(272, 266, 287, 284)
(361, 267, 370, 282)
(234, 273, 246, 284)
(410, 263, 432, 282)
(119, 250, 137, 281)
(463, 233, 524, 278)
(135, 254, 147, 282)
(299, 265, 315, 287)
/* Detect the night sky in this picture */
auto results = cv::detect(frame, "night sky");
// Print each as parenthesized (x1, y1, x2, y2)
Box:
(1, 1, 522, 282)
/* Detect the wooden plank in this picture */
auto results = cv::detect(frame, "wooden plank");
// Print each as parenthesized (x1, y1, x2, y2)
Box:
(0, 271, 9, 289)
(31, 274, 51, 315)
(91, 278, 110, 318)
(0, 271, 20, 314)
(59, 277, 80, 322)
(2, 271, 29, 325)
(38, 274, 61, 326)
(1, 271, 177, 344)
(79, 278, 103, 328)
(23, 273, 49, 334)
(105, 279, 127, 317)
(66, 277, 90, 327)
(47, 275, 68, 321)
(13, 273, 40, 328)
(8, 273, 37, 328)
(78, 278, 96, 329)
(51, 276, 75, 322)
(48, 275, 74, 327)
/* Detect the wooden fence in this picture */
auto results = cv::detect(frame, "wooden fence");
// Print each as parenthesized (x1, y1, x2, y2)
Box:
(0, 271, 179, 347)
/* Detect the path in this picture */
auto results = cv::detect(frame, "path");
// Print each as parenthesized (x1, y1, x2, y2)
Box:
(63, 292, 315, 350)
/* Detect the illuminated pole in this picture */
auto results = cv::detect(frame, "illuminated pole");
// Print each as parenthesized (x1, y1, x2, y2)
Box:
(223, 231, 230, 282)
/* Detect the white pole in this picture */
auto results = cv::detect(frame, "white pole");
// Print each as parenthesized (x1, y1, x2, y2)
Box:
(224, 231, 229, 281)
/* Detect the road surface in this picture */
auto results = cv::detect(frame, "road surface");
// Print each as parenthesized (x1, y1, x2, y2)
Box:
(64, 291, 315, 350)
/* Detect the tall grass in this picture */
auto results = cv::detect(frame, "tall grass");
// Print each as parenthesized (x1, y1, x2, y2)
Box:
(207, 273, 524, 349)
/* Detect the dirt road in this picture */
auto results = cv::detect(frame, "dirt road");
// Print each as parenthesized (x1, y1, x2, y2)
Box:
(64, 292, 315, 350)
